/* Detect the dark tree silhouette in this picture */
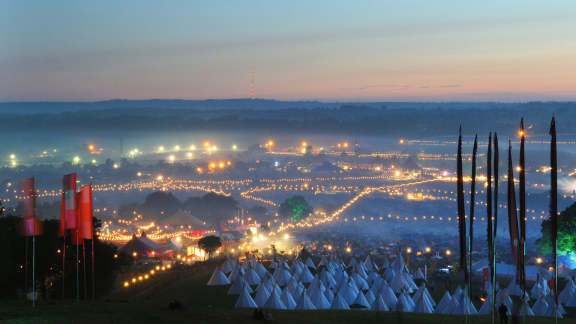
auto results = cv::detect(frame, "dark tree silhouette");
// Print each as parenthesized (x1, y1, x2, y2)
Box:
(198, 235, 222, 259)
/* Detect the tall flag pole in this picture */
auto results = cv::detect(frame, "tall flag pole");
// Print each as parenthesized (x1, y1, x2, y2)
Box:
(468, 134, 477, 316)
(20, 178, 41, 307)
(507, 141, 521, 289)
(486, 133, 494, 324)
(518, 119, 527, 300)
(492, 133, 499, 316)
(549, 117, 558, 323)
(457, 126, 467, 278)
(456, 126, 468, 321)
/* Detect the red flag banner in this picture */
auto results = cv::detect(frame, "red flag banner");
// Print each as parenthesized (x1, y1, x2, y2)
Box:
(20, 178, 41, 236)
(77, 185, 93, 240)
(62, 173, 77, 230)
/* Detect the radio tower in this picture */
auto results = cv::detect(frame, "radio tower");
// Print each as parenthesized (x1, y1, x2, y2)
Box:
(249, 70, 255, 99)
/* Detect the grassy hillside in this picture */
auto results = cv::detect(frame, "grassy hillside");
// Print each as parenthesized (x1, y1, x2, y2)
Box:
(0, 261, 570, 324)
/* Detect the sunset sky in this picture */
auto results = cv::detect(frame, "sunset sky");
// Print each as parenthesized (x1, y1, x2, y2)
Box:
(1, 1, 576, 101)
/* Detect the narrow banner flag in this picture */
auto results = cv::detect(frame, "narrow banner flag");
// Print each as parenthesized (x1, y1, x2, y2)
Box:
(20, 178, 41, 236)
(62, 173, 78, 231)
(78, 185, 93, 240)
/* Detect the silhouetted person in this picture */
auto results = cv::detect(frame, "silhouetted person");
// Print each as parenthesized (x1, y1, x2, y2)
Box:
(253, 308, 264, 320)
(498, 303, 508, 324)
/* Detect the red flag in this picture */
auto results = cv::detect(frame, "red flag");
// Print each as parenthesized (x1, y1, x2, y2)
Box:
(62, 173, 77, 230)
(77, 185, 93, 240)
(482, 268, 489, 296)
(20, 178, 41, 236)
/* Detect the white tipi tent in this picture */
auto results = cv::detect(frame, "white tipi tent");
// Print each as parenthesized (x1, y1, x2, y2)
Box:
(235, 285, 258, 308)
(207, 269, 231, 286)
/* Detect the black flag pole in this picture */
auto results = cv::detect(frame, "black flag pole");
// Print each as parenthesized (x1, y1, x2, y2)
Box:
(492, 133, 499, 316)
(456, 126, 469, 321)
(486, 132, 494, 324)
(549, 117, 558, 323)
(457, 126, 467, 274)
(518, 119, 527, 309)
(468, 135, 477, 317)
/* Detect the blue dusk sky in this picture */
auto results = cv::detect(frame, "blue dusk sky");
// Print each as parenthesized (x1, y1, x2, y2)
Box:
(1, 1, 575, 101)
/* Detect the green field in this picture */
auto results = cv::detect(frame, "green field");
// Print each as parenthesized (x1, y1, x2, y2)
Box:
(0, 261, 571, 324)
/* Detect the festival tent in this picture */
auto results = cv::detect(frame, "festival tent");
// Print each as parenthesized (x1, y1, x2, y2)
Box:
(531, 277, 551, 297)
(281, 288, 297, 309)
(255, 261, 269, 278)
(390, 271, 412, 293)
(413, 285, 435, 312)
(228, 277, 252, 295)
(414, 268, 425, 280)
(477, 295, 494, 315)
(324, 288, 334, 304)
(519, 299, 535, 316)
(320, 270, 337, 289)
(442, 297, 460, 315)
(228, 266, 246, 282)
(309, 285, 331, 309)
(543, 299, 564, 318)
(371, 295, 390, 311)
(298, 267, 315, 283)
(264, 288, 287, 309)
(350, 290, 370, 309)
(351, 272, 369, 290)
(309, 276, 325, 292)
(381, 284, 398, 309)
(286, 277, 299, 294)
(235, 285, 258, 308)
(338, 279, 359, 304)
(118, 233, 165, 258)
(531, 298, 549, 316)
(244, 267, 261, 285)
(435, 291, 452, 314)
(363, 255, 374, 272)
(254, 285, 271, 307)
(207, 268, 231, 286)
(450, 295, 478, 315)
(452, 286, 463, 301)
(330, 292, 351, 310)
(305, 257, 316, 269)
(364, 289, 375, 305)
(295, 290, 317, 310)
(413, 293, 435, 313)
(221, 258, 235, 274)
(273, 267, 293, 286)
(506, 279, 523, 296)
(395, 292, 414, 312)
(291, 262, 303, 278)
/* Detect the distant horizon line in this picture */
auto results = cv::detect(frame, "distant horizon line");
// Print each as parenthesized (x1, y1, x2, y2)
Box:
(1, 97, 576, 104)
